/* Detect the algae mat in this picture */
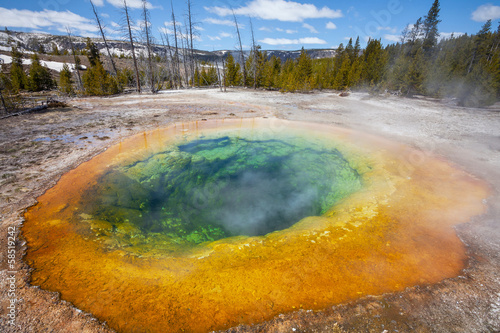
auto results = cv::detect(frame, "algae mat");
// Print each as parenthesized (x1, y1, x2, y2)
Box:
(23, 118, 490, 332)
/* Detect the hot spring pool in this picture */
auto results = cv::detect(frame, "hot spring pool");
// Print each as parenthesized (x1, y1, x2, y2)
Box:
(23, 118, 489, 332)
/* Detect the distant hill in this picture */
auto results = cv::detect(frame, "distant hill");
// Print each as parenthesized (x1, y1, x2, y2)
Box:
(0, 30, 337, 63)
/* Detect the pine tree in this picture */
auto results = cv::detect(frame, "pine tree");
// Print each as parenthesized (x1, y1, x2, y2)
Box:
(362, 39, 387, 87)
(224, 54, 241, 86)
(348, 56, 364, 87)
(10, 47, 27, 92)
(404, 47, 425, 96)
(86, 38, 102, 67)
(263, 55, 280, 89)
(279, 59, 295, 92)
(28, 53, 55, 92)
(295, 47, 313, 90)
(83, 61, 119, 95)
(345, 38, 355, 62)
(333, 52, 351, 90)
(59, 63, 74, 95)
(82, 39, 120, 96)
(408, 17, 423, 53)
(422, 0, 441, 54)
(354, 37, 361, 57)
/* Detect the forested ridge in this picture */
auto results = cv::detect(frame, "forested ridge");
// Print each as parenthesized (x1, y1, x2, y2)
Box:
(0, 0, 498, 109)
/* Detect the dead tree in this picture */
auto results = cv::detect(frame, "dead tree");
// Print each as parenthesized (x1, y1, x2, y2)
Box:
(186, 0, 197, 87)
(141, 0, 155, 93)
(160, 31, 174, 89)
(0, 90, 7, 114)
(181, 24, 190, 86)
(217, 57, 226, 92)
(171, 0, 182, 88)
(123, 0, 141, 93)
(90, 0, 118, 76)
(233, 10, 246, 86)
(249, 18, 257, 89)
(66, 28, 83, 91)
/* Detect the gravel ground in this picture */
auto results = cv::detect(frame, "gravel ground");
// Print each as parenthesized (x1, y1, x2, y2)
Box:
(0, 88, 499, 332)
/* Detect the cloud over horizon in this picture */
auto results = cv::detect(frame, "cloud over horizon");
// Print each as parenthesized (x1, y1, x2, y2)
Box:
(471, 4, 500, 22)
(203, 18, 237, 27)
(259, 37, 327, 45)
(205, 0, 342, 22)
(0, 7, 98, 34)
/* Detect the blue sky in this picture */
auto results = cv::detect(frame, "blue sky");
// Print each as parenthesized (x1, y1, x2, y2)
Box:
(0, 0, 499, 50)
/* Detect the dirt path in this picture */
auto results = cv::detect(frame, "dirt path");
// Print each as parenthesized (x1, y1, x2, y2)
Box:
(1, 89, 499, 332)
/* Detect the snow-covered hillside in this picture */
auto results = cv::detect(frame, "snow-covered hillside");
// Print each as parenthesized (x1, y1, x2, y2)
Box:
(0, 30, 337, 63)
(0, 54, 86, 72)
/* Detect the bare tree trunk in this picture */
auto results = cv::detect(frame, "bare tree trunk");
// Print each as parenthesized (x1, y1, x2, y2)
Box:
(233, 10, 246, 86)
(160, 32, 174, 89)
(221, 57, 226, 92)
(249, 18, 257, 90)
(186, 0, 196, 87)
(488, 39, 499, 63)
(66, 28, 83, 92)
(216, 61, 222, 92)
(123, 0, 141, 93)
(181, 26, 190, 87)
(90, 0, 118, 76)
(171, 0, 181, 88)
(0, 90, 7, 114)
(142, 0, 155, 93)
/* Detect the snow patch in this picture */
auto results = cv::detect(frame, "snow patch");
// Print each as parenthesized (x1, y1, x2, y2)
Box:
(0, 54, 85, 72)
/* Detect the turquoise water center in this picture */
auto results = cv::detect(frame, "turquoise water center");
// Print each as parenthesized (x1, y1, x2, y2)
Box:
(79, 130, 362, 253)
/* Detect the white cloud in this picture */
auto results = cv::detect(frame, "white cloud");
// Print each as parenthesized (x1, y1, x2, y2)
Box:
(0, 7, 98, 34)
(203, 18, 236, 26)
(111, 21, 120, 28)
(302, 23, 318, 33)
(206, 31, 232, 41)
(164, 21, 182, 27)
(106, 0, 152, 9)
(383, 34, 400, 42)
(471, 4, 500, 22)
(259, 37, 327, 45)
(439, 32, 465, 41)
(205, 0, 342, 22)
(262, 26, 296, 33)
(326, 21, 337, 30)
(92, 0, 105, 6)
(377, 26, 398, 33)
(159, 26, 201, 41)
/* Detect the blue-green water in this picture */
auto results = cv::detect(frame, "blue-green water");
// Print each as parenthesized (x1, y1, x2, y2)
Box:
(82, 136, 362, 246)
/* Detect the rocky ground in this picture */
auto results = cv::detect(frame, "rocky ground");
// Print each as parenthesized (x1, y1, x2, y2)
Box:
(0, 88, 499, 332)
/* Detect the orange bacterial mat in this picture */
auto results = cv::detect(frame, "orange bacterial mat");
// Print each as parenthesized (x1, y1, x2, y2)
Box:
(23, 118, 490, 332)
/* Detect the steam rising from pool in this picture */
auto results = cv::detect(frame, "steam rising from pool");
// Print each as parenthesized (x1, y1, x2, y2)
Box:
(83, 136, 361, 249)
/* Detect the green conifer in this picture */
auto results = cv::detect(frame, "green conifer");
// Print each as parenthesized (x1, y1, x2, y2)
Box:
(10, 47, 27, 92)
(59, 63, 74, 95)
(422, 0, 441, 54)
